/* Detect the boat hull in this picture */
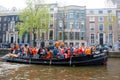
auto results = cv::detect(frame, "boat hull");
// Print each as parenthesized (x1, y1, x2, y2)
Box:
(1, 53, 108, 66)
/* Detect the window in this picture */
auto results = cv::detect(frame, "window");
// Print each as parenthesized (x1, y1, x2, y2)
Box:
(108, 17, 113, 22)
(118, 20, 120, 28)
(4, 17, 7, 22)
(75, 13, 79, 18)
(69, 13, 74, 18)
(64, 32, 68, 40)
(80, 22, 84, 31)
(108, 24, 112, 30)
(0, 24, 1, 31)
(80, 32, 85, 40)
(89, 17, 95, 21)
(99, 24, 104, 31)
(70, 22, 73, 29)
(91, 34, 95, 44)
(98, 10, 103, 14)
(90, 23, 95, 32)
(98, 17, 104, 22)
(50, 8, 54, 12)
(4, 23, 6, 27)
(12, 16, 14, 21)
(59, 22, 62, 28)
(108, 34, 113, 44)
(74, 22, 79, 29)
(16, 16, 18, 21)
(108, 10, 112, 14)
(58, 13, 62, 19)
(0, 17, 1, 22)
(50, 24, 53, 28)
(50, 14, 54, 18)
(59, 32, 62, 40)
(118, 33, 120, 40)
(2, 34, 5, 43)
(75, 32, 79, 40)
(90, 10, 94, 14)
(49, 30, 53, 40)
(3, 26, 6, 31)
(70, 32, 74, 40)
(41, 32, 45, 40)
(117, 12, 120, 18)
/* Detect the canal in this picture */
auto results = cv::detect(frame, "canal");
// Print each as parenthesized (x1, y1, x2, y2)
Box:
(0, 55, 120, 80)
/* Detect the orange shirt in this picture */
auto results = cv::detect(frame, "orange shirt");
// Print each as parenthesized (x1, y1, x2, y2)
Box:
(15, 44, 19, 50)
(55, 41, 59, 48)
(85, 48, 91, 55)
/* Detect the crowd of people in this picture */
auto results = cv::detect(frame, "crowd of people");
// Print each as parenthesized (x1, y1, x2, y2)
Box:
(9, 42, 109, 59)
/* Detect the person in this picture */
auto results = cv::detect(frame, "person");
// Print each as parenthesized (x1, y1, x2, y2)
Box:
(14, 43, 19, 54)
(85, 47, 91, 55)
(19, 44, 24, 58)
(60, 42, 64, 48)
(23, 44, 29, 57)
(55, 41, 59, 48)
(10, 43, 14, 53)
(37, 47, 42, 58)
(46, 50, 53, 59)
(53, 47, 59, 58)
(81, 43, 86, 55)
(101, 44, 109, 55)
(41, 41, 45, 49)
(90, 45, 96, 54)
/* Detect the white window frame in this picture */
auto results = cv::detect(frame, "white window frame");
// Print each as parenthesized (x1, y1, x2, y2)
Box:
(89, 17, 95, 21)
(90, 23, 95, 32)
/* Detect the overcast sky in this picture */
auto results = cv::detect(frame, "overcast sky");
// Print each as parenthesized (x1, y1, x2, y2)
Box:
(0, 0, 115, 9)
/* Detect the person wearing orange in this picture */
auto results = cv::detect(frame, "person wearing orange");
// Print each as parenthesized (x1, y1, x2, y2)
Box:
(14, 43, 19, 54)
(60, 42, 64, 48)
(85, 47, 91, 55)
(32, 47, 39, 59)
(46, 50, 52, 59)
(55, 41, 59, 48)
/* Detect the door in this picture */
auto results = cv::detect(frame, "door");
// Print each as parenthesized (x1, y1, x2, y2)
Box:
(11, 37, 13, 43)
(99, 33, 103, 46)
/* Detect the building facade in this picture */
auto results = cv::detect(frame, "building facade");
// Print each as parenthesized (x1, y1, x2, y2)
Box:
(116, 7, 120, 40)
(0, 7, 20, 47)
(1, 4, 120, 47)
(86, 8, 117, 46)
(36, 3, 58, 47)
(57, 5, 86, 47)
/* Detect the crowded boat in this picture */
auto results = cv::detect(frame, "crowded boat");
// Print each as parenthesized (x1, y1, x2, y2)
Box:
(8, 41, 109, 60)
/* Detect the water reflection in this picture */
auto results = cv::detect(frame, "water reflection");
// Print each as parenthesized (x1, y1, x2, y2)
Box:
(0, 58, 120, 80)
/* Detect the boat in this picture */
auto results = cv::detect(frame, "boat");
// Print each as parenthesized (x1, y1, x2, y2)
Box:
(1, 53, 108, 66)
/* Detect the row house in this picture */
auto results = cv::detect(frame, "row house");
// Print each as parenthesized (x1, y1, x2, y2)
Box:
(116, 6, 120, 41)
(86, 8, 117, 46)
(36, 3, 58, 47)
(0, 7, 20, 46)
(57, 5, 86, 47)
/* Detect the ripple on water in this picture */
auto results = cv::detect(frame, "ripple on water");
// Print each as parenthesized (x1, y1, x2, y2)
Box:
(0, 61, 28, 76)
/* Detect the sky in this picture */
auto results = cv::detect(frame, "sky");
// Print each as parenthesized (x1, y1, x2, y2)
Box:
(0, 0, 115, 10)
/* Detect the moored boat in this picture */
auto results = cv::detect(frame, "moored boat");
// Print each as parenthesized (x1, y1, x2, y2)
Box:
(1, 53, 108, 66)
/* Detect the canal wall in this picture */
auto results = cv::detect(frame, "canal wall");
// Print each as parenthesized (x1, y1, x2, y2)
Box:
(108, 51, 120, 58)
(0, 48, 10, 54)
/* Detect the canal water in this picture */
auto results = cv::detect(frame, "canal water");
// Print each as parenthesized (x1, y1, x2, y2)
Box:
(0, 55, 120, 80)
